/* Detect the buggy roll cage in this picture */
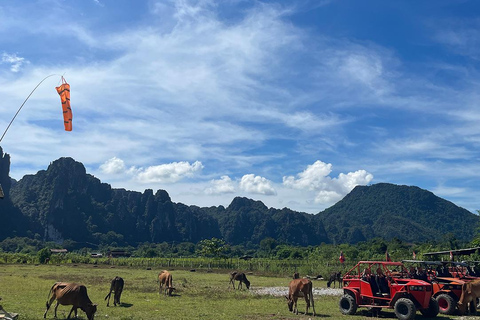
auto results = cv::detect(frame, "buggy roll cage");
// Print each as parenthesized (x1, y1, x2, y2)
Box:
(343, 261, 406, 279)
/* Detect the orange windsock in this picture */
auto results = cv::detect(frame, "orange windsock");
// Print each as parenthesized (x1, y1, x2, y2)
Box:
(55, 77, 72, 131)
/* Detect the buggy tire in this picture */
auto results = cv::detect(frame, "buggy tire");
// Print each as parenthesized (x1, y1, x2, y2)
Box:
(394, 298, 416, 320)
(339, 294, 357, 315)
(436, 293, 455, 315)
(420, 297, 439, 318)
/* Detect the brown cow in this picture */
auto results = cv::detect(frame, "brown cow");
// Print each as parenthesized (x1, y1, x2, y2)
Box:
(285, 278, 316, 316)
(158, 270, 175, 296)
(229, 271, 250, 289)
(44, 282, 97, 320)
(105, 276, 124, 306)
(458, 279, 480, 315)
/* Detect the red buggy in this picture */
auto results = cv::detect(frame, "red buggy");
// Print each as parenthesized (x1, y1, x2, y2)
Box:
(339, 261, 439, 320)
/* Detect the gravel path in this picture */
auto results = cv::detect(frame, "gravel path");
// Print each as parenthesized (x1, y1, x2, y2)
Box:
(252, 286, 343, 297)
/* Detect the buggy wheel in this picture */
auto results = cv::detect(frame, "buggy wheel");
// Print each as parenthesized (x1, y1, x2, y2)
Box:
(339, 294, 357, 315)
(394, 298, 416, 320)
(436, 293, 455, 315)
(420, 297, 439, 318)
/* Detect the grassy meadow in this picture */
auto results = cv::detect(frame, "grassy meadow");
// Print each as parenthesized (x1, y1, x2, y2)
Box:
(0, 264, 465, 320)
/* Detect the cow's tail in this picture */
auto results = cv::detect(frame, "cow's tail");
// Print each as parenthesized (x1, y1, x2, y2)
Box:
(105, 280, 115, 300)
(45, 282, 57, 308)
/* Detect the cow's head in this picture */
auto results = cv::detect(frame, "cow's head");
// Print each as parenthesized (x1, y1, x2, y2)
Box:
(244, 279, 251, 289)
(84, 303, 97, 320)
(167, 287, 176, 296)
(285, 296, 294, 312)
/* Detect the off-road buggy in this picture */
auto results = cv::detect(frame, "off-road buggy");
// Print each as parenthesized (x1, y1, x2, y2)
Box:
(339, 261, 439, 320)
(402, 260, 467, 315)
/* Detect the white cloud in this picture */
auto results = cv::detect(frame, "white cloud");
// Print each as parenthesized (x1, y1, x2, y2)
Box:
(1, 52, 28, 72)
(204, 175, 236, 194)
(239, 174, 276, 195)
(315, 190, 343, 204)
(336, 170, 374, 193)
(283, 160, 333, 190)
(283, 160, 373, 204)
(136, 161, 203, 183)
(99, 157, 126, 174)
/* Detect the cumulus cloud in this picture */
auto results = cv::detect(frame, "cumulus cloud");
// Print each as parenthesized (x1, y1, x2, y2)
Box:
(100, 157, 126, 174)
(240, 174, 276, 195)
(136, 161, 203, 183)
(283, 160, 333, 190)
(283, 160, 373, 204)
(205, 175, 236, 194)
(1, 52, 28, 72)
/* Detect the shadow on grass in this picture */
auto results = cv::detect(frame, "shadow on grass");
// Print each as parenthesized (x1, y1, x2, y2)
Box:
(119, 303, 133, 308)
(358, 309, 457, 319)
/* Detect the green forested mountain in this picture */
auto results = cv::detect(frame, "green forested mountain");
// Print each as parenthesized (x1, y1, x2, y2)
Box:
(317, 183, 478, 244)
(0, 151, 478, 247)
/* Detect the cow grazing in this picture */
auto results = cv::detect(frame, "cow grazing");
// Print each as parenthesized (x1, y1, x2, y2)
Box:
(327, 271, 342, 288)
(158, 270, 175, 296)
(105, 276, 124, 306)
(229, 271, 250, 289)
(458, 279, 480, 315)
(285, 278, 316, 316)
(293, 272, 300, 279)
(44, 282, 97, 320)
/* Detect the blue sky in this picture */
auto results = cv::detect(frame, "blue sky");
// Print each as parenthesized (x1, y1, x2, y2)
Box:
(1, 0, 479, 214)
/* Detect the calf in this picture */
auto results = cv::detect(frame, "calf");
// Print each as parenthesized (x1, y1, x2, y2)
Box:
(293, 272, 300, 279)
(229, 271, 250, 289)
(158, 270, 175, 296)
(458, 279, 480, 315)
(285, 278, 316, 316)
(327, 271, 342, 288)
(105, 276, 124, 306)
(44, 282, 97, 320)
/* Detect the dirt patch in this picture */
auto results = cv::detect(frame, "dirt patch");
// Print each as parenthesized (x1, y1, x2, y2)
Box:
(252, 286, 343, 297)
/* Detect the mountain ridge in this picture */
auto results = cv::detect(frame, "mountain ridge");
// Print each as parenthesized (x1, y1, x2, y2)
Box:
(0, 152, 477, 247)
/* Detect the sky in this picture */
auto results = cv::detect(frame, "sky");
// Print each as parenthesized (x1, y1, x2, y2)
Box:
(0, 0, 479, 214)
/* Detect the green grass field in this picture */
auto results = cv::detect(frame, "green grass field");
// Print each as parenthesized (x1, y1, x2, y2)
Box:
(0, 264, 465, 319)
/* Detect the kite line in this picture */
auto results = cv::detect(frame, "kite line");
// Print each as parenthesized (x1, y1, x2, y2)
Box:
(0, 74, 64, 143)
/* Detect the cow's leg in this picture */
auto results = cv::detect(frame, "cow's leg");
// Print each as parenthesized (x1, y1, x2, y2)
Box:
(310, 292, 316, 316)
(67, 306, 75, 319)
(53, 301, 61, 318)
(471, 298, 477, 315)
(116, 289, 122, 305)
(294, 296, 299, 315)
(304, 292, 310, 314)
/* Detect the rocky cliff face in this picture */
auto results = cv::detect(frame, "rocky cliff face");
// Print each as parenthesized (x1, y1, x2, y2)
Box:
(9, 157, 223, 245)
(0, 146, 11, 197)
(0, 146, 27, 238)
(7, 157, 328, 246)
